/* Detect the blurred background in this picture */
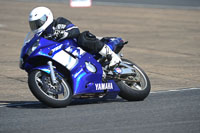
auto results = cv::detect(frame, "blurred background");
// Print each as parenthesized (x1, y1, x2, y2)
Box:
(0, 0, 200, 101)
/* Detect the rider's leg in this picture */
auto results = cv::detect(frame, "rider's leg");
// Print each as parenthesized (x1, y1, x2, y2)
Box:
(99, 44, 121, 67)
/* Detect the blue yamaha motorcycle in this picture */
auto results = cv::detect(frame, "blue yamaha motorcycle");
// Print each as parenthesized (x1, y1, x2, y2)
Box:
(20, 32, 151, 108)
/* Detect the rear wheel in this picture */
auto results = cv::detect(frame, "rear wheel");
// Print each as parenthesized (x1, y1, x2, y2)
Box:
(117, 59, 151, 101)
(28, 70, 72, 108)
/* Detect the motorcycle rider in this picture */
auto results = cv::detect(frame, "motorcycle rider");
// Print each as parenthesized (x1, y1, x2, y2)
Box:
(28, 6, 121, 67)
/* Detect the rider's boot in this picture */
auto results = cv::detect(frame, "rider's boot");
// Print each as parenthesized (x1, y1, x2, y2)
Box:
(99, 45, 121, 67)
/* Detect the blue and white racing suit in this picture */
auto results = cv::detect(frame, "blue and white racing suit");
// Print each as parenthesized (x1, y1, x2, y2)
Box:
(42, 17, 80, 41)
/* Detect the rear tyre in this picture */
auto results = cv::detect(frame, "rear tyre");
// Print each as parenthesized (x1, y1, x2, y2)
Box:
(117, 59, 151, 101)
(28, 70, 72, 108)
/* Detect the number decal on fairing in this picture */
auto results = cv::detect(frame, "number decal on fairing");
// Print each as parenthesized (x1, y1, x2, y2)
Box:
(65, 46, 85, 58)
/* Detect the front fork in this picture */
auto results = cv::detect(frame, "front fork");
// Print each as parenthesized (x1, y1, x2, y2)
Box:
(47, 61, 57, 85)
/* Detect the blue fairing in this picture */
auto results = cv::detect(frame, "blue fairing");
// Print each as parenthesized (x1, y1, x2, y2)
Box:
(20, 33, 120, 96)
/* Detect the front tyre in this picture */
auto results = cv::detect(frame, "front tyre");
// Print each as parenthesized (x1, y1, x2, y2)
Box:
(28, 70, 72, 108)
(117, 59, 151, 101)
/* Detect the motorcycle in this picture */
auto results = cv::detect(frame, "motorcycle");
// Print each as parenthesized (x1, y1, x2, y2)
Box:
(19, 31, 151, 108)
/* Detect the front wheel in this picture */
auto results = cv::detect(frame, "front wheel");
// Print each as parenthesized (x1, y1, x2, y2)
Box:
(117, 59, 151, 101)
(28, 70, 72, 108)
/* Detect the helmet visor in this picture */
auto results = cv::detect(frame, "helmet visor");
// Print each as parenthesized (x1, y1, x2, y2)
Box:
(29, 15, 47, 31)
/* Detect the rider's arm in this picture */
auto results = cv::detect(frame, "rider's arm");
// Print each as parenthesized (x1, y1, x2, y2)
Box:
(54, 17, 80, 40)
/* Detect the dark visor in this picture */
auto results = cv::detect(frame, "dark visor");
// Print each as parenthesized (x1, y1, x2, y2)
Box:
(29, 15, 47, 31)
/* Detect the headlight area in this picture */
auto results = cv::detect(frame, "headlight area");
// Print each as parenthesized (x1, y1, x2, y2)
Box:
(27, 39, 40, 56)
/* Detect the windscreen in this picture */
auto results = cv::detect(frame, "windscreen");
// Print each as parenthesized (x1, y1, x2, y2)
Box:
(24, 31, 35, 45)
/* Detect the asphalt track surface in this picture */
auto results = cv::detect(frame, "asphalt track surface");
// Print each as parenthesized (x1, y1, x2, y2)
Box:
(93, 0, 200, 7)
(93, 0, 200, 10)
(0, 88, 200, 133)
(18, 0, 200, 9)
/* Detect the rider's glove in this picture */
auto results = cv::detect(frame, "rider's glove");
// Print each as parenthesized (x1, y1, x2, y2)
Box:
(53, 29, 69, 41)
(53, 29, 63, 38)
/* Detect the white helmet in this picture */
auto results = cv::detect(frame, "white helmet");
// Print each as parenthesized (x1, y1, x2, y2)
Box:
(29, 7, 53, 34)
